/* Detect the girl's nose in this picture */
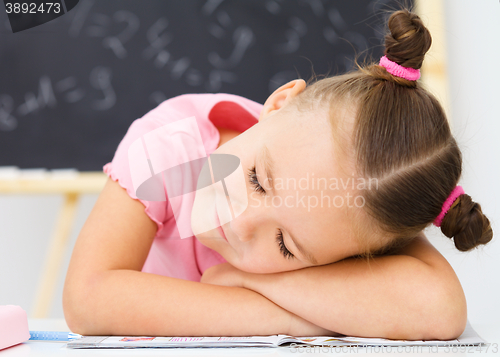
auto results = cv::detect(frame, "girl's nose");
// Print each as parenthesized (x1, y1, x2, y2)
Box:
(230, 203, 267, 243)
(231, 212, 255, 243)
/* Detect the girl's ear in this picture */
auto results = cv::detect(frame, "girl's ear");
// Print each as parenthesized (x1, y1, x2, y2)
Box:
(259, 79, 306, 121)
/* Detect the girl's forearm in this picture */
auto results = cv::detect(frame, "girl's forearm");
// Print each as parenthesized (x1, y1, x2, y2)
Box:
(64, 269, 293, 336)
(242, 255, 466, 340)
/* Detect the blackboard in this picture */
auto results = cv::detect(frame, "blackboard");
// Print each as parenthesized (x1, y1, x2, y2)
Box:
(0, 0, 408, 171)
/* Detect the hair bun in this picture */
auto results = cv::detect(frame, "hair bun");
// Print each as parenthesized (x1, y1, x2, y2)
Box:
(440, 194, 493, 251)
(384, 9, 432, 70)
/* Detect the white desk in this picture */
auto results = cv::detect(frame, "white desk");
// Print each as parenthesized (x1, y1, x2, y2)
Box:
(1, 319, 498, 356)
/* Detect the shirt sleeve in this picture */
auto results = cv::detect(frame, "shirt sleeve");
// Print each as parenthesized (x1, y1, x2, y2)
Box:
(103, 115, 170, 236)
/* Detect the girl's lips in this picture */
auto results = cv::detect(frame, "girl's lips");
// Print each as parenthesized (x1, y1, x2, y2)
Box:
(214, 210, 228, 242)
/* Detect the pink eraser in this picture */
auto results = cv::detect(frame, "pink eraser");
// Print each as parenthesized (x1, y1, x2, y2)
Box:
(0, 305, 30, 350)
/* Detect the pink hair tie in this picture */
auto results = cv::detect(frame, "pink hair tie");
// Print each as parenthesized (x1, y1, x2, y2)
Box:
(433, 186, 465, 227)
(379, 55, 421, 81)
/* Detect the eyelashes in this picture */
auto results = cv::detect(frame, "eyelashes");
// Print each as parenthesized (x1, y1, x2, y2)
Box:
(247, 165, 266, 194)
(276, 228, 294, 259)
(247, 165, 294, 259)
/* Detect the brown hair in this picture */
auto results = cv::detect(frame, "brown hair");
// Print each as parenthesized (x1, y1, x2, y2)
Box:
(296, 9, 492, 254)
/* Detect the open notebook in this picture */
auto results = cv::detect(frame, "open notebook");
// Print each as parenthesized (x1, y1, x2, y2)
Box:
(67, 321, 485, 349)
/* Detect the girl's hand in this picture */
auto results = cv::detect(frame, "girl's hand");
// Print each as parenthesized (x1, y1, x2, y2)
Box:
(201, 263, 338, 337)
(200, 262, 246, 287)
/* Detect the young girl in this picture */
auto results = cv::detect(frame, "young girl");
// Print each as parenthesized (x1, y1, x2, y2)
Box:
(63, 9, 492, 340)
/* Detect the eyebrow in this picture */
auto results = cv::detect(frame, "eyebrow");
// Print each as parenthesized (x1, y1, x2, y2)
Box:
(261, 145, 319, 266)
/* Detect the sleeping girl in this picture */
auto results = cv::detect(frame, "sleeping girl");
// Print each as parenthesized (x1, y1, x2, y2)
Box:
(63, 9, 492, 340)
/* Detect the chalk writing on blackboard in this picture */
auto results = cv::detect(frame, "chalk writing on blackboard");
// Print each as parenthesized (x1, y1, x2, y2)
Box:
(0, 66, 115, 131)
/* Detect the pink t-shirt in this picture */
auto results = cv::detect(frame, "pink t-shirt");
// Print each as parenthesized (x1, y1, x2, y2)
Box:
(103, 93, 262, 282)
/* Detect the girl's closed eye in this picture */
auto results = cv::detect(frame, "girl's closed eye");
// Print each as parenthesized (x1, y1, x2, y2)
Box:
(276, 229, 294, 259)
(247, 166, 266, 195)
(247, 166, 295, 259)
